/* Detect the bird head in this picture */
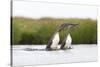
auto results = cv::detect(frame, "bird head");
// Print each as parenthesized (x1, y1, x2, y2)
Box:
(57, 23, 79, 32)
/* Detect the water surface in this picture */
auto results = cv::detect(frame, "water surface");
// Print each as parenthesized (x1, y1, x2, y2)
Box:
(12, 44, 97, 66)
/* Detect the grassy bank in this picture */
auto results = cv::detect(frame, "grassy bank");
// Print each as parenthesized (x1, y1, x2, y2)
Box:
(12, 17, 97, 45)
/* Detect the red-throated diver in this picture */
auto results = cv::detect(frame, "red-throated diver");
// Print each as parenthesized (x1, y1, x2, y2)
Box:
(46, 24, 64, 50)
(46, 23, 78, 50)
(60, 23, 78, 50)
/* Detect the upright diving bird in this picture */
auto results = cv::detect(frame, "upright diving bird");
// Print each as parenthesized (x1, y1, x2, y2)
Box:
(46, 23, 78, 50)
(46, 23, 67, 50)
(60, 23, 78, 50)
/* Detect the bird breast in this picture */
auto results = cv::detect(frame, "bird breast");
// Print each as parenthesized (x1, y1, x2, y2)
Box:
(51, 32, 60, 49)
(63, 33, 72, 48)
(66, 34, 72, 43)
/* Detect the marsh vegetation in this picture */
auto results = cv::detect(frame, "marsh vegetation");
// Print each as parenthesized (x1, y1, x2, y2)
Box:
(12, 17, 97, 45)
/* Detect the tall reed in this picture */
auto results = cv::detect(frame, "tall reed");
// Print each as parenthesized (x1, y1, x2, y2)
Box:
(12, 17, 97, 45)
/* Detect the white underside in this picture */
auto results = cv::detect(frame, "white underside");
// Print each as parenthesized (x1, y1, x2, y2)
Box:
(51, 32, 60, 49)
(64, 34, 72, 48)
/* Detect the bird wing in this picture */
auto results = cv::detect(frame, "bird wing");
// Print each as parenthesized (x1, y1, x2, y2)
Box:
(46, 39, 52, 49)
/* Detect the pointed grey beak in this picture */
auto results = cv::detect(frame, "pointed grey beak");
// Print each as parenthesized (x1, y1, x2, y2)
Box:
(69, 23, 79, 28)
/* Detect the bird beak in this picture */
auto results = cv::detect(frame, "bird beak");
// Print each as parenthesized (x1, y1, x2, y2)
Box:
(73, 23, 79, 26)
(71, 23, 79, 28)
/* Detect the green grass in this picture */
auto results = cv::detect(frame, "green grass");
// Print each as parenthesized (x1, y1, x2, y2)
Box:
(12, 17, 97, 45)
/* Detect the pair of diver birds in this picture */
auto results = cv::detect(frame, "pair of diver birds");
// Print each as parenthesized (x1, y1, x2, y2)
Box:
(46, 23, 78, 50)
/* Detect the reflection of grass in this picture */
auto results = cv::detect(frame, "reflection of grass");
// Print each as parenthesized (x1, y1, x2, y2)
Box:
(12, 17, 97, 45)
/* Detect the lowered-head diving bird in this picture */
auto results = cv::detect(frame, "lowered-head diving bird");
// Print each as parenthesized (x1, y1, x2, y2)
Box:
(60, 23, 78, 50)
(46, 23, 78, 50)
